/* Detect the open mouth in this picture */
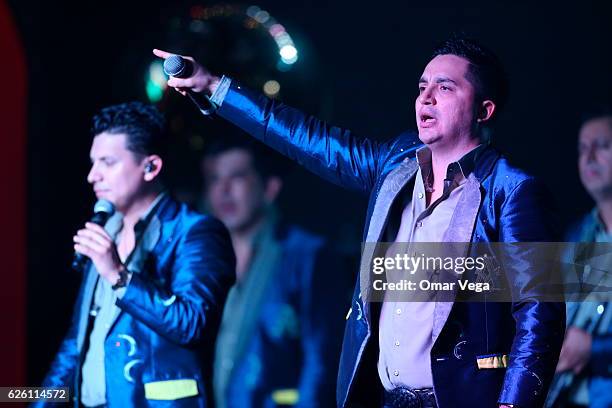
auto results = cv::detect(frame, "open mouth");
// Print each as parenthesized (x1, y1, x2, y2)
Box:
(219, 202, 237, 214)
(584, 169, 601, 179)
(419, 113, 436, 126)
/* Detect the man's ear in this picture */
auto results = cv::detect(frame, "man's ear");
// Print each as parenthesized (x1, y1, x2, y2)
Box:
(477, 100, 496, 124)
(143, 155, 163, 182)
(264, 176, 283, 204)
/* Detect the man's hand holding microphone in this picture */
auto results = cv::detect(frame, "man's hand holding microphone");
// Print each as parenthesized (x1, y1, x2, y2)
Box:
(153, 49, 221, 114)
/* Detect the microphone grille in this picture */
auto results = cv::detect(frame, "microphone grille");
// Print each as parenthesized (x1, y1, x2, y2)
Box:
(163, 55, 189, 78)
(93, 199, 115, 216)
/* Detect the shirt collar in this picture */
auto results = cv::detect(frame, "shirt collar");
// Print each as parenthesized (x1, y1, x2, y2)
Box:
(417, 143, 485, 176)
(416, 143, 486, 188)
(134, 191, 168, 235)
(105, 191, 168, 238)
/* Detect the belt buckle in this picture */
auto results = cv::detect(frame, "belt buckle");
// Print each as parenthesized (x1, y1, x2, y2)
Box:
(395, 387, 420, 408)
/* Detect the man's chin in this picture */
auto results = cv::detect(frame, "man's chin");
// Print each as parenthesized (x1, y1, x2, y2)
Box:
(95, 192, 115, 204)
(418, 130, 441, 145)
(221, 217, 244, 232)
(226, 215, 266, 235)
(585, 181, 612, 199)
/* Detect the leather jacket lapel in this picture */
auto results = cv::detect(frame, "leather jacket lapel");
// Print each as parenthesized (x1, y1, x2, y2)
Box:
(360, 158, 418, 320)
(433, 174, 482, 342)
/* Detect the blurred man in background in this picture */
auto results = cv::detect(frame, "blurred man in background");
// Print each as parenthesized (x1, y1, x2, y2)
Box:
(548, 106, 612, 408)
(203, 134, 350, 408)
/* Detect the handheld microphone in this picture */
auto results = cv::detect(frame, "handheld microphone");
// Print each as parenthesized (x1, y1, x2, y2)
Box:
(72, 199, 116, 272)
(163, 55, 217, 115)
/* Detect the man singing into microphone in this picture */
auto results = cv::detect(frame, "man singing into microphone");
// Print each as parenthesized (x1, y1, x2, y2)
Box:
(36, 102, 235, 407)
(154, 36, 565, 408)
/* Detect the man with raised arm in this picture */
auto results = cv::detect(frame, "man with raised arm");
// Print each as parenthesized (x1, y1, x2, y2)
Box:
(154, 37, 564, 408)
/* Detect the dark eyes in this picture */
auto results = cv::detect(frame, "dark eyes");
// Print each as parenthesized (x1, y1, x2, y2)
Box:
(100, 158, 117, 166)
(579, 140, 612, 154)
(418, 85, 452, 93)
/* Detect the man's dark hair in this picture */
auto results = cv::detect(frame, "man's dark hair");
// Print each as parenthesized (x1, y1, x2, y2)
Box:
(91, 101, 167, 158)
(579, 104, 612, 128)
(203, 131, 290, 181)
(432, 37, 509, 114)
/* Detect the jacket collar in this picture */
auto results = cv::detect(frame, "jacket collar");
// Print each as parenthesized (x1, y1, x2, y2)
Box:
(472, 144, 499, 182)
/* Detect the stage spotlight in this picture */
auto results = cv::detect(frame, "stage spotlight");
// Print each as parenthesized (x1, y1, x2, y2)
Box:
(263, 80, 281, 97)
(145, 60, 167, 103)
(280, 44, 298, 64)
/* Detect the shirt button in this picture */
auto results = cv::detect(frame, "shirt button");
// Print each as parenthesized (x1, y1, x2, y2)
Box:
(396, 308, 402, 315)
(393, 370, 399, 376)
(417, 221, 423, 228)
(418, 192, 424, 199)
(395, 340, 400, 346)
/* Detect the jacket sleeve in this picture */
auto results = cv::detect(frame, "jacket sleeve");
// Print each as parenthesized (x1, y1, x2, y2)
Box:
(116, 216, 235, 346)
(497, 177, 566, 407)
(215, 80, 392, 194)
(296, 246, 351, 407)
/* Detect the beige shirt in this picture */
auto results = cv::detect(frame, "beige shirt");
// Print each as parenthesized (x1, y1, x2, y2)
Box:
(377, 145, 482, 390)
(80, 193, 166, 407)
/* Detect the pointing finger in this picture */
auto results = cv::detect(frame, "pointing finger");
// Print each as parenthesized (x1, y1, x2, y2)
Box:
(153, 48, 177, 59)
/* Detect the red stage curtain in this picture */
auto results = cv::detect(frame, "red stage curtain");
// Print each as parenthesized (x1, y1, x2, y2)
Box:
(0, 0, 27, 387)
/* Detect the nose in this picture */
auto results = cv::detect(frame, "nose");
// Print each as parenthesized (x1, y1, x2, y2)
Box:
(87, 163, 101, 184)
(417, 85, 435, 106)
(582, 144, 597, 164)
(220, 179, 233, 195)
(208, 178, 231, 199)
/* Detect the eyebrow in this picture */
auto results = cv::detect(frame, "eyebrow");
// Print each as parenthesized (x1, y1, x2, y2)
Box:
(419, 76, 458, 85)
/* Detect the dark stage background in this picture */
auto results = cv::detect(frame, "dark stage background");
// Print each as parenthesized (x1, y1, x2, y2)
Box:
(3, 0, 611, 386)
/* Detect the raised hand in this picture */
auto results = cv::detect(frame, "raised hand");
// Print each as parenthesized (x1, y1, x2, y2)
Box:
(152, 48, 221, 95)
